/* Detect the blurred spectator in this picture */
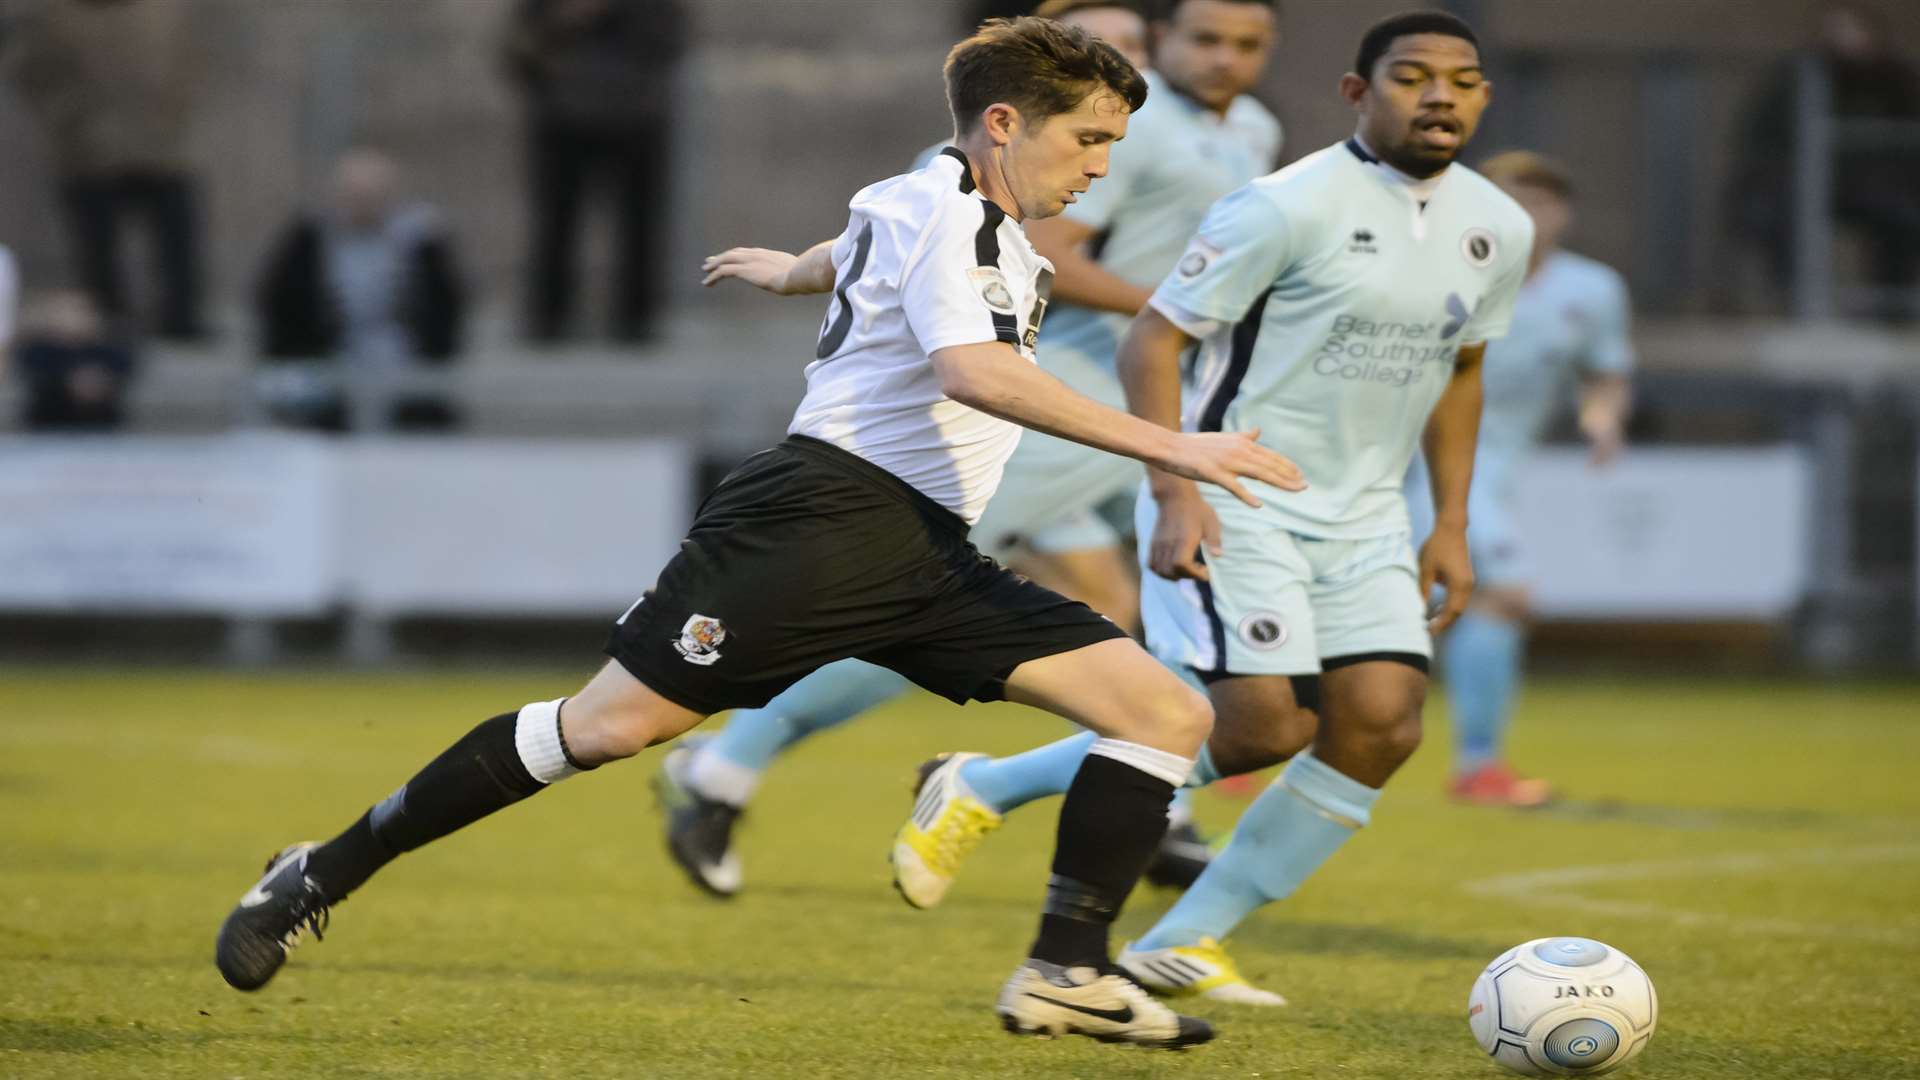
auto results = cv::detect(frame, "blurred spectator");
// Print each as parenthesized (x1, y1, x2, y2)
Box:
(0, 243, 17, 356)
(11, 289, 135, 431)
(256, 148, 466, 433)
(0, 0, 206, 340)
(1731, 2, 1920, 322)
(504, 0, 689, 345)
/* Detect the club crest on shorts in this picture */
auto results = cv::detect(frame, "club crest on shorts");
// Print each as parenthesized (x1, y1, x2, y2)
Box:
(673, 614, 727, 666)
(1460, 226, 1497, 268)
(967, 267, 1018, 313)
(1237, 611, 1289, 650)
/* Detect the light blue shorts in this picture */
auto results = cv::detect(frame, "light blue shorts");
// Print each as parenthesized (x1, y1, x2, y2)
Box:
(1137, 495, 1432, 677)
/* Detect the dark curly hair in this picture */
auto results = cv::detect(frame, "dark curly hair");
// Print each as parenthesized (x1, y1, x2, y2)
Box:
(944, 16, 1150, 135)
(1353, 10, 1479, 80)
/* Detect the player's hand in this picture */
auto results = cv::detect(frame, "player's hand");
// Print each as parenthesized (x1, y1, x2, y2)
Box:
(1584, 421, 1625, 468)
(702, 247, 801, 293)
(1158, 428, 1305, 509)
(1148, 481, 1224, 582)
(1419, 523, 1475, 634)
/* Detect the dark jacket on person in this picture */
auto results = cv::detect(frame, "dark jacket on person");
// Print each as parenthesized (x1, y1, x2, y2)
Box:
(503, 0, 689, 130)
(256, 214, 463, 362)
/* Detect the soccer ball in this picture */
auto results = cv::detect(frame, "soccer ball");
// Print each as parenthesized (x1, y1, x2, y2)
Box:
(1467, 937, 1658, 1076)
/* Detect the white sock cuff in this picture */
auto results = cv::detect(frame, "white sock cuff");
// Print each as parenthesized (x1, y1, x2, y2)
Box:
(1087, 738, 1194, 789)
(684, 746, 761, 807)
(515, 698, 580, 785)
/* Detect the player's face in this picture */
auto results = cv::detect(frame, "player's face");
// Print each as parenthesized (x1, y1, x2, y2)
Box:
(1498, 179, 1571, 253)
(1344, 33, 1491, 177)
(1154, 0, 1276, 112)
(1008, 89, 1131, 219)
(1061, 7, 1150, 71)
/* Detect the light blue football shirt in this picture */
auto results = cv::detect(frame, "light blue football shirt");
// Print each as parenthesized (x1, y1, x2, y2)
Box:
(1151, 140, 1536, 539)
(1476, 249, 1634, 472)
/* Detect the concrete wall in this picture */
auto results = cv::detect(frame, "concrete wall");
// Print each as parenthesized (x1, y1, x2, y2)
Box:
(1, 0, 1913, 321)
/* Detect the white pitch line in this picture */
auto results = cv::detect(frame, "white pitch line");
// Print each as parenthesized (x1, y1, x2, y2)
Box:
(1460, 844, 1920, 945)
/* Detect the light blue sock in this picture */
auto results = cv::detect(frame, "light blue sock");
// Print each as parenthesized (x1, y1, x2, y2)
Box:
(1135, 751, 1380, 950)
(707, 659, 911, 772)
(958, 731, 1098, 814)
(959, 729, 1225, 816)
(1442, 611, 1523, 773)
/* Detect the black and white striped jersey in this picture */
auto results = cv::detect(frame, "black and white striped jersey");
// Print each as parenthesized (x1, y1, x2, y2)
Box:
(787, 147, 1055, 524)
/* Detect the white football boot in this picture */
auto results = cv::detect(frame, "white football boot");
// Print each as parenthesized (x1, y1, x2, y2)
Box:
(1118, 937, 1288, 1006)
(996, 959, 1215, 1047)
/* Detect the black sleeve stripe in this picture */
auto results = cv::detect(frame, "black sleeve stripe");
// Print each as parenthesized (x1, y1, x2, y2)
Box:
(973, 201, 1020, 346)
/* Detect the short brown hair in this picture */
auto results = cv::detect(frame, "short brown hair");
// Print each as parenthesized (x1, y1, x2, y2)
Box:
(1479, 150, 1574, 200)
(944, 16, 1149, 136)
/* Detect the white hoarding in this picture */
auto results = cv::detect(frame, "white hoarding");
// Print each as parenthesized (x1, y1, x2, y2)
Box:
(339, 439, 692, 615)
(1516, 447, 1812, 619)
(0, 435, 335, 615)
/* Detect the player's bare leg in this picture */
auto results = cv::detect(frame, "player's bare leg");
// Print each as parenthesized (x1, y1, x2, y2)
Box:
(1308, 661, 1426, 788)
(215, 661, 703, 991)
(1198, 672, 1319, 778)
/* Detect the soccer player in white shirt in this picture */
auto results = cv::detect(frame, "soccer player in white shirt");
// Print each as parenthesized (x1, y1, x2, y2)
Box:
(213, 17, 1303, 1048)
(654, 0, 1284, 900)
(892, 11, 1536, 1006)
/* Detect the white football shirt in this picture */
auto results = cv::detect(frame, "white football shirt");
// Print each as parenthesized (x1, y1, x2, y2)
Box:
(789, 148, 1055, 524)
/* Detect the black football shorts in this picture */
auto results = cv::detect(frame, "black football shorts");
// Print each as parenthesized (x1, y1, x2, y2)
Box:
(606, 435, 1126, 715)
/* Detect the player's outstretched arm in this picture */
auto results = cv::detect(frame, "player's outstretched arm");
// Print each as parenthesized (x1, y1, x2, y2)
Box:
(701, 239, 837, 296)
(932, 341, 1304, 509)
(1419, 342, 1486, 632)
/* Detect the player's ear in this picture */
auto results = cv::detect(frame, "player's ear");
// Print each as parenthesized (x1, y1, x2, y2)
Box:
(981, 102, 1019, 146)
(1338, 72, 1368, 109)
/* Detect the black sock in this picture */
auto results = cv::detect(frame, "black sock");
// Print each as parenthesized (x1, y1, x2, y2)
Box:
(305, 712, 546, 901)
(1029, 752, 1176, 968)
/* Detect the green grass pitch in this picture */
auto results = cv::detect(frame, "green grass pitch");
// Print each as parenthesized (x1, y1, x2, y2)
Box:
(2, 669, 1917, 1079)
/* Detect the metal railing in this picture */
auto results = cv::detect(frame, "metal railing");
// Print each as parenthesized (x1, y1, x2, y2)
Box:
(1790, 53, 1920, 319)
